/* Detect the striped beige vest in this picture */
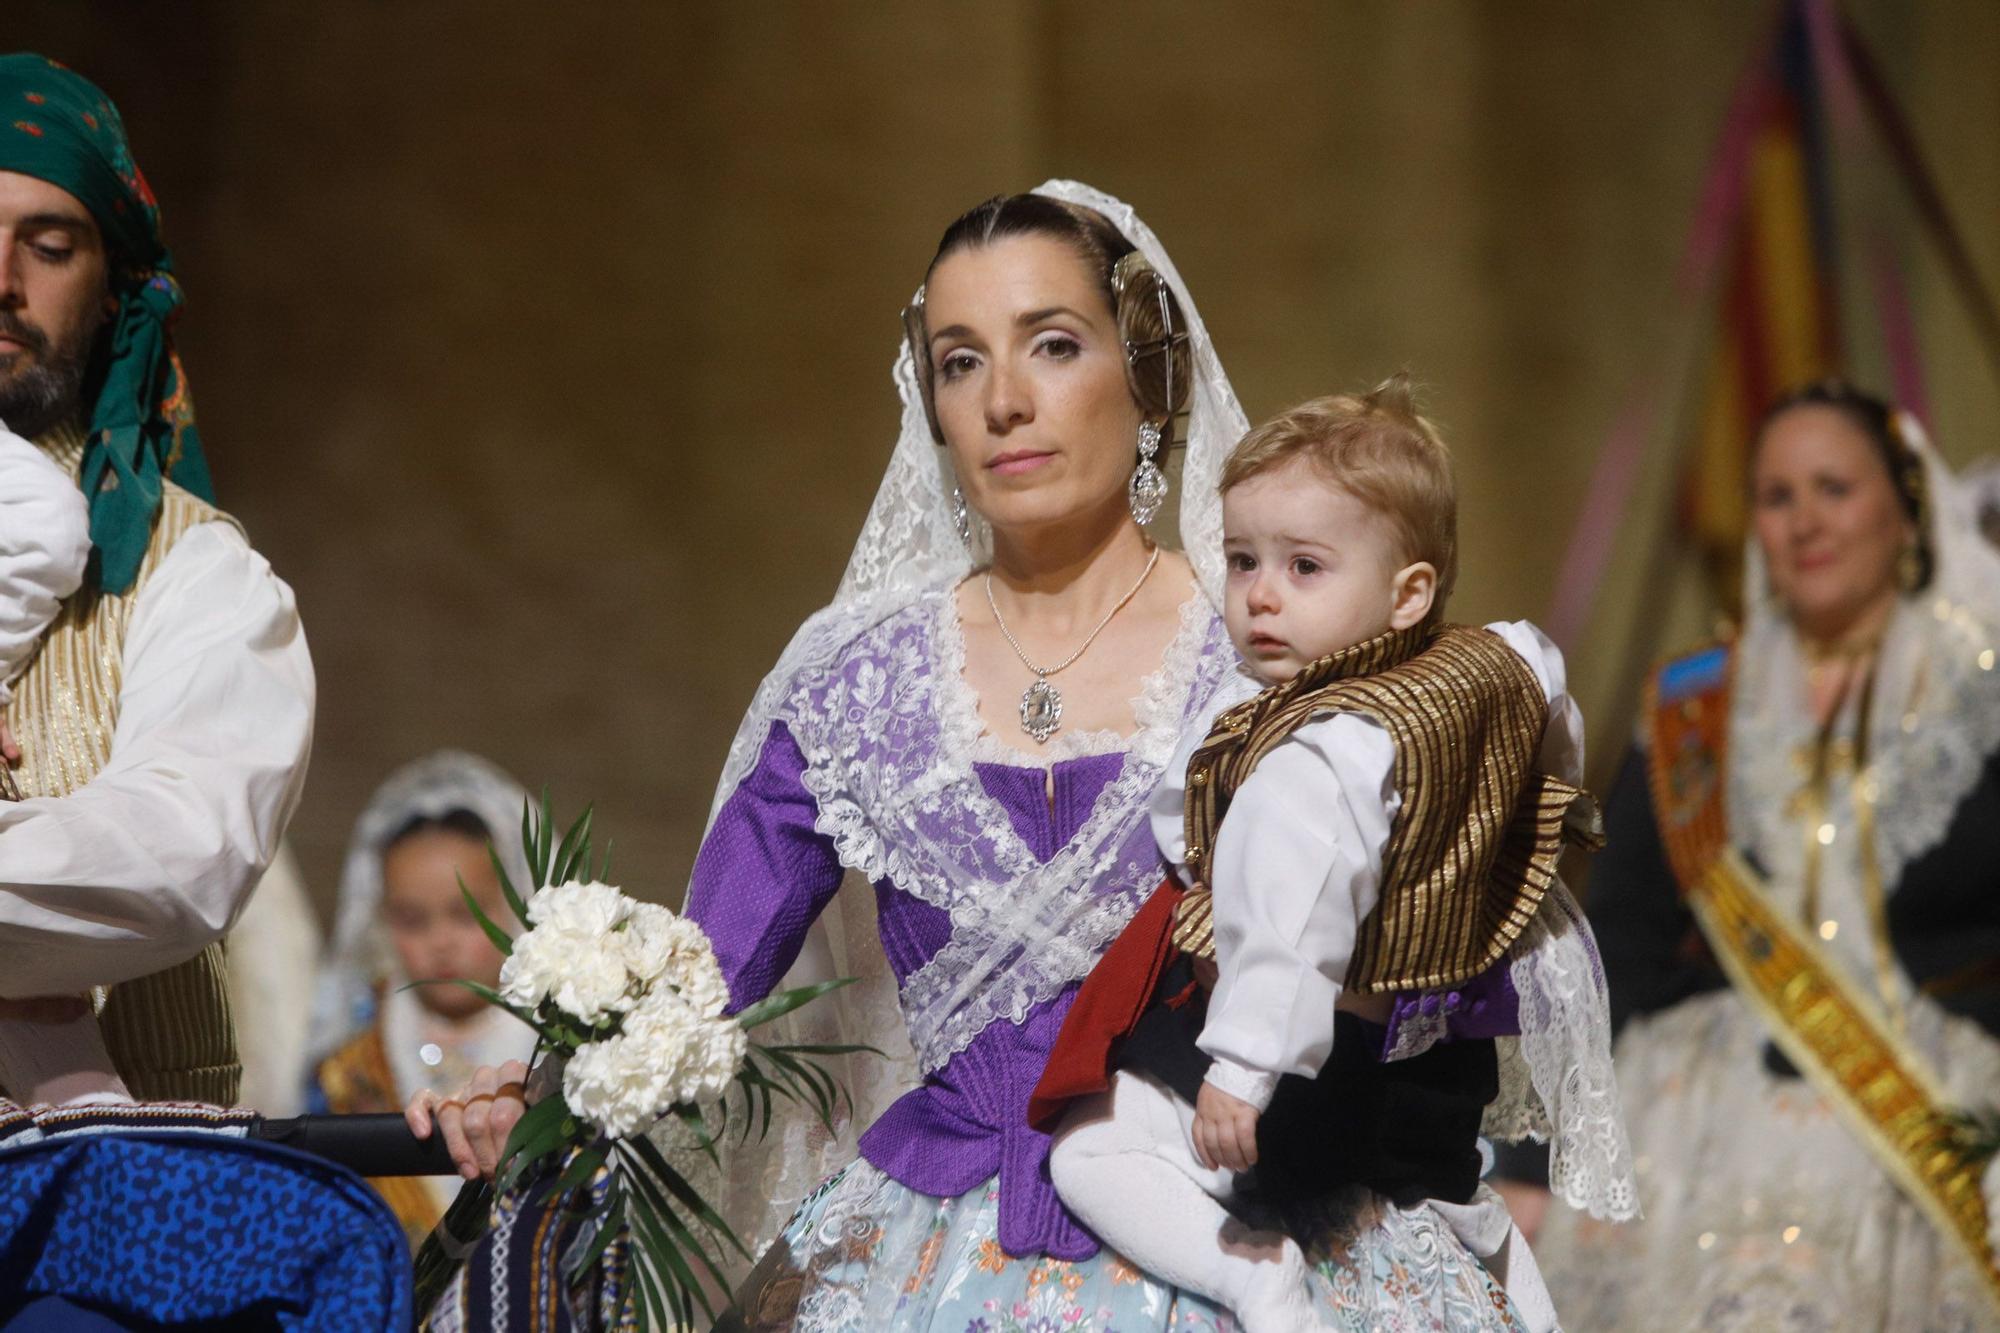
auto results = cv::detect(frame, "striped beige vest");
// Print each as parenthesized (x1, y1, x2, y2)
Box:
(2, 427, 241, 1104)
(1176, 622, 1602, 993)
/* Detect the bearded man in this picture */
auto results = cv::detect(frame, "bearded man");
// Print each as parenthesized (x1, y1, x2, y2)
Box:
(0, 54, 313, 1106)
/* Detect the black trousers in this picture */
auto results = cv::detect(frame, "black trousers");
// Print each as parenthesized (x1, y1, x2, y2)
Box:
(1116, 958, 1496, 1208)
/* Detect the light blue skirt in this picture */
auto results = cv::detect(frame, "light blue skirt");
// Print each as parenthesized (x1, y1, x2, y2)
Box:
(759, 1162, 1523, 1331)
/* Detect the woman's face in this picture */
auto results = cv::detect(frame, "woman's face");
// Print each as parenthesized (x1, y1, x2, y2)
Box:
(381, 828, 506, 1020)
(1751, 404, 1913, 640)
(923, 234, 1144, 537)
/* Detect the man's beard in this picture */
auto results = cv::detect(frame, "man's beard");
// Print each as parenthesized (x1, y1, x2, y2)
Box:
(0, 306, 103, 440)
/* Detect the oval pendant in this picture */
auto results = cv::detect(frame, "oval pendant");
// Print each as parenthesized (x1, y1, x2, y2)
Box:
(1020, 678, 1063, 743)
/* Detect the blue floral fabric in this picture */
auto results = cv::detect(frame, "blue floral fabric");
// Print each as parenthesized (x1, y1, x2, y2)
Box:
(755, 1162, 1524, 1332)
(0, 1131, 412, 1330)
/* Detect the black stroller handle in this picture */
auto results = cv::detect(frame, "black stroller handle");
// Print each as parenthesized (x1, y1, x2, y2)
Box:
(250, 1113, 459, 1177)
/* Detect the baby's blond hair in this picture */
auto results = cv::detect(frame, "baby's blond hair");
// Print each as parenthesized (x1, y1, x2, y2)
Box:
(1220, 372, 1458, 611)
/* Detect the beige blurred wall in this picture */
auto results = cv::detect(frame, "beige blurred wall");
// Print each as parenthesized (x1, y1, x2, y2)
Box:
(14, 1, 1999, 920)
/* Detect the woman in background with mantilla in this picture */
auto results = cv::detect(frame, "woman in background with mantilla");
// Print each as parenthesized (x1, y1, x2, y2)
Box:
(1535, 380, 2000, 1330)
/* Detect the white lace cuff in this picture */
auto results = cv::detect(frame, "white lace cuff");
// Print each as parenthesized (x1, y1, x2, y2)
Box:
(1202, 1055, 1280, 1111)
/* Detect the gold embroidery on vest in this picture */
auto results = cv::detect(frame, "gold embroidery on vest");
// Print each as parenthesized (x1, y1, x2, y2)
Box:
(1175, 623, 1601, 993)
(4, 445, 245, 1105)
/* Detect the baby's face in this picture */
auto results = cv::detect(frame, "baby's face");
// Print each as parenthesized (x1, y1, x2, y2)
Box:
(1221, 457, 1416, 685)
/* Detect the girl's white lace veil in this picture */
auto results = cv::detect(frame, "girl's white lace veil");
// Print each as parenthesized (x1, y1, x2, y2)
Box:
(692, 181, 1248, 1257)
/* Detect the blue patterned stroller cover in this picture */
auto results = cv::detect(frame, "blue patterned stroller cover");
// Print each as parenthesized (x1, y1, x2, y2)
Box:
(0, 1100, 412, 1331)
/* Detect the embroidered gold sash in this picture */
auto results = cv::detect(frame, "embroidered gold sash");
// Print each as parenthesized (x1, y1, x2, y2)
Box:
(1174, 623, 1600, 994)
(2, 429, 243, 1105)
(1643, 644, 2000, 1309)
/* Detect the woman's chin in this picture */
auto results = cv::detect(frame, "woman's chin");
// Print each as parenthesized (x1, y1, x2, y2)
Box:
(977, 487, 1128, 539)
(1781, 587, 1897, 641)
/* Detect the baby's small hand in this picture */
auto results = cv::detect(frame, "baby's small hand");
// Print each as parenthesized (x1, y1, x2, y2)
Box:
(1192, 1080, 1260, 1174)
(0, 717, 18, 769)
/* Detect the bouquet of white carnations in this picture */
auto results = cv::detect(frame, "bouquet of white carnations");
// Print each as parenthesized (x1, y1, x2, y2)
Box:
(411, 799, 864, 1330)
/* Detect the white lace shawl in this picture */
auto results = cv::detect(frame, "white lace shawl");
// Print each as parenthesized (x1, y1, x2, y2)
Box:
(689, 182, 1250, 1258)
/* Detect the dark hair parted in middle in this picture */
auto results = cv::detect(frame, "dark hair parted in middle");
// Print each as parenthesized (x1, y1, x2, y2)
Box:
(382, 807, 493, 856)
(904, 193, 1191, 451)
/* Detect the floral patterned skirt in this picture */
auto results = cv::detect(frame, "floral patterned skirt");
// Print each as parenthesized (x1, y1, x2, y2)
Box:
(726, 1161, 1523, 1332)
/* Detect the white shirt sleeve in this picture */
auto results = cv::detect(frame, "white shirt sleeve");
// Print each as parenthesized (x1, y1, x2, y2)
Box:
(1151, 665, 1262, 876)
(1195, 713, 1399, 1110)
(0, 521, 315, 997)
(1483, 619, 1583, 784)
(0, 430, 90, 700)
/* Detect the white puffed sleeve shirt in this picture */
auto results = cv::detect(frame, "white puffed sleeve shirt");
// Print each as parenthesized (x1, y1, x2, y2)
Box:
(0, 513, 315, 999)
(0, 428, 90, 700)
(1149, 621, 1581, 1112)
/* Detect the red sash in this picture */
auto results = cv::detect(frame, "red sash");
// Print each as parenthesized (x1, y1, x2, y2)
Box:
(1027, 878, 1186, 1132)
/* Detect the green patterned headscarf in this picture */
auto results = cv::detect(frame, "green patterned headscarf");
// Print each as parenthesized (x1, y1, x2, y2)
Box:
(1, 53, 212, 594)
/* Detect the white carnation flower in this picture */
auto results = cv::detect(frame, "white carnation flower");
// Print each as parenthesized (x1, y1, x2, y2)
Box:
(500, 882, 653, 1024)
(500, 924, 641, 1025)
(624, 988, 748, 1108)
(496, 922, 573, 1009)
(495, 946, 547, 1009)
(673, 1012, 748, 1105)
(563, 1033, 672, 1139)
(563, 988, 748, 1139)
(526, 880, 631, 935)
(619, 903, 699, 981)
(546, 936, 640, 1025)
(671, 950, 731, 1020)
(619, 905, 731, 1018)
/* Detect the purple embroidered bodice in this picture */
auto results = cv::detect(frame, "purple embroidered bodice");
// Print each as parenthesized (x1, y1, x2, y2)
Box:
(684, 592, 1519, 1260)
(692, 724, 1170, 1258)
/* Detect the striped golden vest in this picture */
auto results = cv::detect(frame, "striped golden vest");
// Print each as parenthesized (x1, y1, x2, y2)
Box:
(2, 426, 241, 1104)
(1175, 622, 1601, 994)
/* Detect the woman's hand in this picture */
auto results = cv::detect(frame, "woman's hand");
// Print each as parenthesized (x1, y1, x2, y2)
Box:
(1191, 1080, 1260, 1174)
(405, 1059, 530, 1181)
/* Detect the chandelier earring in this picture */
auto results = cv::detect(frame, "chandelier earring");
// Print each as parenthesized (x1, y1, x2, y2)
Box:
(1129, 420, 1168, 526)
(952, 484, 973, 546)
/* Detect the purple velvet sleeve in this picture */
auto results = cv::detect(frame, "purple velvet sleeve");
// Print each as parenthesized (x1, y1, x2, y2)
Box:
(684, 721, 846, 1013)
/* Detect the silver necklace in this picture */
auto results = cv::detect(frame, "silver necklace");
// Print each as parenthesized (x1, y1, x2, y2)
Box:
(984, 545, 1161, 743)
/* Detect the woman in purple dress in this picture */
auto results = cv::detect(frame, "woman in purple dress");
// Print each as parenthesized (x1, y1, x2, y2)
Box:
(416, 183, 1538, 1331)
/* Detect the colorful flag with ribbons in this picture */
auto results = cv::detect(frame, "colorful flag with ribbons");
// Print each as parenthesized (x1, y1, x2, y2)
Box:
(1547, 0, 2000, 643)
